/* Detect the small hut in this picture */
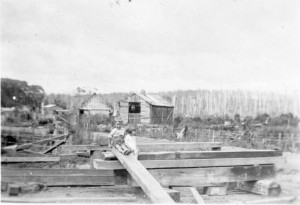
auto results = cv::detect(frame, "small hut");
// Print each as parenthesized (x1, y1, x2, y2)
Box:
(76, 93, 111, 116)
(116, 91, 174, 125)
(43, 104, 63, 115)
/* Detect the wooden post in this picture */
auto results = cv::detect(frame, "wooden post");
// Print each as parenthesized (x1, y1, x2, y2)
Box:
(212, 131, 215, 142)
(190, 187, 205, 204)
(278, 133, 282, 149)
(195, 129, 198, 139)
(291, 134, 295, 153)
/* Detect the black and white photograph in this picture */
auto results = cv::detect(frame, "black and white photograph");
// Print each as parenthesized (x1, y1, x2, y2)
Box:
(1, 0, 300, 204)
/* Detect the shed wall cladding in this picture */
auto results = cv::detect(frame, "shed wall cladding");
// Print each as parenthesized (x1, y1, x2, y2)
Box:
(140, 99, 151, 124)
(83, 95, 108, 110)
(89, 110, 110, 115)
(128, 94, 142, 124)
(82, 95, 111, 116)
(151, 106, 173, 124)
(119, 101, 129, 123)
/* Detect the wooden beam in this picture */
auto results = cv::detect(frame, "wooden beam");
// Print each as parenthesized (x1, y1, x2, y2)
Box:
(1, 157, 60, 162)
(60, 142, 222, 152)
(112, 148, 175, 204)
(42, 140, 66, 154)
(127, 165, 276, 187)
(17, 134, 68, 151)
(1, 168, 115, 186)
(245, 196, 297, 204)
(22, 150, 46, 156)
(94, 156, 285, 170)
(54, 114, 71, 125)
(190, 187, 205, 204)
(100, 150, 282, 161)
(1, 197, 137, 203)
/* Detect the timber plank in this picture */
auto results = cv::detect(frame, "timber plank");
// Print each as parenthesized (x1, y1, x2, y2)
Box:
(1, 157, 60, 162)
(190, 187, 205, 204)
(1, 197, 137, 203)
(112, 148, 175, 204)
(2, 176, 115, 186)
(1, 168, 114, 176)
(94, 156, 285, 170)
(101, 150, 282, 161)
(128, 165, 276, 187)
(60, 142, 222, 152)
(42, 140, 66, 154)
(17, 134, 68, 151)
(1, 168, 115, 186)
(245, 196, 297, 204)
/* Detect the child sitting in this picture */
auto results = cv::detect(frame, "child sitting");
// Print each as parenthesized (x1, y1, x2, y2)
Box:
(123, 128, 138, 158)
(108, 121, 132, 155)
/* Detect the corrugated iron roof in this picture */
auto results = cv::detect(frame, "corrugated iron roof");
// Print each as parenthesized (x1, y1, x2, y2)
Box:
(134, 92, 174, 107)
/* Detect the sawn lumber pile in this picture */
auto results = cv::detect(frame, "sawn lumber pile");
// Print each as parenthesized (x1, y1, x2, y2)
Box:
(1, 140, 287, 203)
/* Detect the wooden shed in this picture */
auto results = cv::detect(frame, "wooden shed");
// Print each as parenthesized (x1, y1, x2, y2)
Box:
(43, 104, 64, 115)
(78, 93, 111, 116)
(116, 92, 174, 125)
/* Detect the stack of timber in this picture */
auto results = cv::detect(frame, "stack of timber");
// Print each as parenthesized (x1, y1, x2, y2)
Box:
(1, 140, 287, 204)
(93, 147, 284, 189)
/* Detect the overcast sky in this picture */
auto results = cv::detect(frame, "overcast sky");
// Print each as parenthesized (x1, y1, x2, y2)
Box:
(1, 0, 300, 95)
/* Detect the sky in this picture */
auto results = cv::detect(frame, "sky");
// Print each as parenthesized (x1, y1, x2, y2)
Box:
(1, 0, 300, 95)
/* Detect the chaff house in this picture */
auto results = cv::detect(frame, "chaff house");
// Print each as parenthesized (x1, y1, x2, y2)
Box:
(68, 93, 112, 130)
(70, 93, 112, 116)
(115, 92, 174, 124)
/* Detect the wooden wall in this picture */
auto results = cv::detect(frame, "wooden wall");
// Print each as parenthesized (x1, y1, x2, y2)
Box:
(119, 101, 129, 124)
(119, 94, 151, 124)
(83, 95, 110, 111)
(151, 106, 173, 124)
(118, 94, 174, 125)
(141, 99, 151, 124)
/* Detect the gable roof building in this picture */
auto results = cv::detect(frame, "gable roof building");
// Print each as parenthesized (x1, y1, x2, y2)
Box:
(116, 91, 175, 125)
(70, 93, 111, 116)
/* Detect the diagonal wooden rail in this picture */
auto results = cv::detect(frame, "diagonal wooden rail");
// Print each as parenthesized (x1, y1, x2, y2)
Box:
(112, 148, 175, 204)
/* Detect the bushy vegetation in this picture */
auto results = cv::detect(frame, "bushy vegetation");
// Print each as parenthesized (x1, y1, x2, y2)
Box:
(1, 78, 45, 109)
(174, 113, 299, 129)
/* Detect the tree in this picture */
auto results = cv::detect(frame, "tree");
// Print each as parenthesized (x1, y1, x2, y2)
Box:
(1, 78, 45, 109)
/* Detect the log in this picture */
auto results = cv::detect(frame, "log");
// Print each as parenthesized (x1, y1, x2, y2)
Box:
(238, 180, 281, 196)
(101, 150, 282, 161)
(112, 148, 175, 204)
(1, 157, 60, 162)
(190, 187, 205, 204)
(94, 156, 285, 170)
(1, 168, 115, 186)
(127, 165, 276, 187)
